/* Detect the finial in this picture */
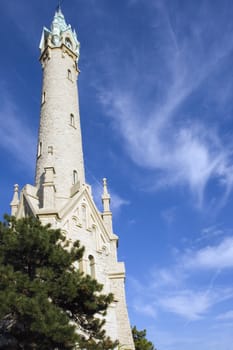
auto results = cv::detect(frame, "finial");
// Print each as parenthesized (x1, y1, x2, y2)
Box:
(103, 178, 110, 196)
(101, 178, 112, 232)
(12, 184, 19, 200)
(56, 0, 64, 12)
(10, 184, 19, 215)
(102, 178, 111, 212)
(103, 177, 107, 186)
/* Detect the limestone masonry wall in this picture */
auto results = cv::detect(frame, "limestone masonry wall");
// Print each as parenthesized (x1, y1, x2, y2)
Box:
(35, 48, 85, 208)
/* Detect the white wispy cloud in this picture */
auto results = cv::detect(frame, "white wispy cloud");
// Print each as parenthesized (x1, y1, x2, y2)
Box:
(158, 290, 212, 320)
(110, 191, 130, 212)
(131, 276, 233, 322)
(196, 225, 224, 243)
(129, 234, 233, 321)
(216, 310, 233, 320)
(150, 266, 186, 289)
(95, 0, 233, 207)
(0, 89, 36, 170)
(184, 237, 233, 270)
(132, 298, 157, 318)
(158, 285, 233, 320)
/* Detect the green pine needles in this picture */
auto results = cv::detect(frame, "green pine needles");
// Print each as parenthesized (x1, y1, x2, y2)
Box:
(132, 326, 156, 350)
(0, 215, 118, 350)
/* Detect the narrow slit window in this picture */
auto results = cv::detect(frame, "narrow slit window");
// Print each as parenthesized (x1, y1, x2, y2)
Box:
(48, 146, 53, 154)
(82, 204, 87, 228)
(42, 91, 46, 104)
(67, 69, 72, 80)
(38, 142, 42, 157)
(73, 170, 78, 184)
(88, 255, 95, 279)
(70, 114, 75, 127)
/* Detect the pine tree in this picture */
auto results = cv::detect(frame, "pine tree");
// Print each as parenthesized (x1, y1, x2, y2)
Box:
(132, 326, 156, 350)
(0, 215, 118, 350)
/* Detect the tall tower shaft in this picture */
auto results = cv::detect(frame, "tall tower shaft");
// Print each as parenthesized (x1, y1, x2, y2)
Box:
(35, 8, 85, 208)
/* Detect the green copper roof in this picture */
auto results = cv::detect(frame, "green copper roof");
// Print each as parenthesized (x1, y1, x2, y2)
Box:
(52, 7, 68, 32)
(39, 7, 80, 61)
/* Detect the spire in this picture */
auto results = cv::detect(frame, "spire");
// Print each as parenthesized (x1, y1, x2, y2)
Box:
(51, 4, 67, 40)
(10, 184, 19, 215)
(39, 5, 80, 60)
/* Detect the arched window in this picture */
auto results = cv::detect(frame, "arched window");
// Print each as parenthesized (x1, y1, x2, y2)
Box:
(73, 170, 78, 184)
(67, 69, 72, 80)
(70, 113, 75, 127)
(88, 255, 95, 278)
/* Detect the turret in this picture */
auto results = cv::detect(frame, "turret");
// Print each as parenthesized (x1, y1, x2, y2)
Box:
(35, 7, 84, 209)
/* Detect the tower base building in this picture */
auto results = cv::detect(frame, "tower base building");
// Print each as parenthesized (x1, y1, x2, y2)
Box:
(10, 7, 135, 350)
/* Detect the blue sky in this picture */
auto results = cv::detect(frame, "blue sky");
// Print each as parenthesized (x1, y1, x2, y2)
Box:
(1, 0, 233, 349)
